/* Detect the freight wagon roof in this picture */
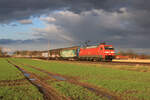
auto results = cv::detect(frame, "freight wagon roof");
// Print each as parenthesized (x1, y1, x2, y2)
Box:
(80, 45, 98, 49)
(104, 45, 113, 46)
(86, 45, 98, 48)
(49, 46, 79, 51)
(41, 46, 79, 53)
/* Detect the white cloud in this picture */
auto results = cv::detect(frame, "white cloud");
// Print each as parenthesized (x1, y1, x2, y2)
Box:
(40, 17, 56, 22)
(33, 24, 74, 42)
(18, 19, 33, 24)
(119, 7, 127, 13)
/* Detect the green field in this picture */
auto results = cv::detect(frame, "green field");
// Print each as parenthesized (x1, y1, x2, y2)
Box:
(1, 58, 150, 100)
(10, 58, 150, 100)
(0, 85, 44, 100)
(0, 58, 44, 100)
(0, 59, 24, 80)
(9, 58, 104, 100)
(49, 81, 102, 100)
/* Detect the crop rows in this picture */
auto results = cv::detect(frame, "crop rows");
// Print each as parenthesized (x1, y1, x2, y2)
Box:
(1, 57, 150, 100)
(9, 58, 150, 100)
(0, 58, 44, 100)
(0, 58, 24, 80)
(9, 58, 107, 100)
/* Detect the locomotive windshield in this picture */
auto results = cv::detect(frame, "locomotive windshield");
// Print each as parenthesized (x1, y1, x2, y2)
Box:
(104, 47, 114, 50)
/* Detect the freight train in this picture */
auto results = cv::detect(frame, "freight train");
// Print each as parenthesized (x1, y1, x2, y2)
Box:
(42, 43, 115, 61)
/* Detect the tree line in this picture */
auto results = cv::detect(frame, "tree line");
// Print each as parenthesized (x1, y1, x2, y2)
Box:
(0, 47, 8, 57)
(117, 50, 150, 59)
(13, 50, 42, 57)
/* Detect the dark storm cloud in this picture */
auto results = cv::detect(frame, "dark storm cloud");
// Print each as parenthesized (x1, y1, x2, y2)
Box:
(0, 38, 47, 45)
(0, 39, 20, 44)
(0, 0, 150, 23)
(0, 38, 71, 47)
(1, 0, 150, 36)
(0, 38, 75, 50)
(0, 0, 65, 23)
(0, 0, 150, 53)
(34, 8, 150, 51)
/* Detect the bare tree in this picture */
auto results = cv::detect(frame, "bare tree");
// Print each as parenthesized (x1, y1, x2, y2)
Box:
(0, 47, 3, 57)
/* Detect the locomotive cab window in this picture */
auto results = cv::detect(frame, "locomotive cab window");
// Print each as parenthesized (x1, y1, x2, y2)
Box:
(104, 47, 114, 50)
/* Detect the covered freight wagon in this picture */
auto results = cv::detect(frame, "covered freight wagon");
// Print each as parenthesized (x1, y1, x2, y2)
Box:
(49, 46, 79, 60)
(49, 49, 61, 58)
(60, 46, 78, 60)
(60, 49, 76, 57)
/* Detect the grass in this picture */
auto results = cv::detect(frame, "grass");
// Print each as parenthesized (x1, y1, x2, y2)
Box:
(10, 58, 105, 100)
(10, 59, 48, 78)
(0, 58, 24, 80)
(0, 85, 44, 100)
(101, 64, 150, 72)
(10, 58, 150, 100)
(48, 81, 103, 100)
(0, 58, 44, 100)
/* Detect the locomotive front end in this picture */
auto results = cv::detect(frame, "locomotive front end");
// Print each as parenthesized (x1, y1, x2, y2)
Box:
(103, 46, 115, 61)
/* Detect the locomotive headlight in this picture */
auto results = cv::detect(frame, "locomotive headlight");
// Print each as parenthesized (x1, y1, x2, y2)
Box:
(111, 51, 115, 53)
(105, 51, 109, 53)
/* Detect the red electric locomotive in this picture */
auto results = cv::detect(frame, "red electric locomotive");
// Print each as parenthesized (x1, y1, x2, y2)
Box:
(78, 43, 115, 61)
(42, 43, 115, 61)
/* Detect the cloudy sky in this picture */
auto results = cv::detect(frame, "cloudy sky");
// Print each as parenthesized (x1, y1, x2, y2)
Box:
(0, 0, 150, 54)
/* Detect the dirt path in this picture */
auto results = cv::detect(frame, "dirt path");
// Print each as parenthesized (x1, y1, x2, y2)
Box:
(11, 60, 122, 100)
(7, 60, 70, 100)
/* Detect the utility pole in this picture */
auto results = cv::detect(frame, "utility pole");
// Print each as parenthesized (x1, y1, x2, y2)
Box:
(48, 39, 50, 60)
